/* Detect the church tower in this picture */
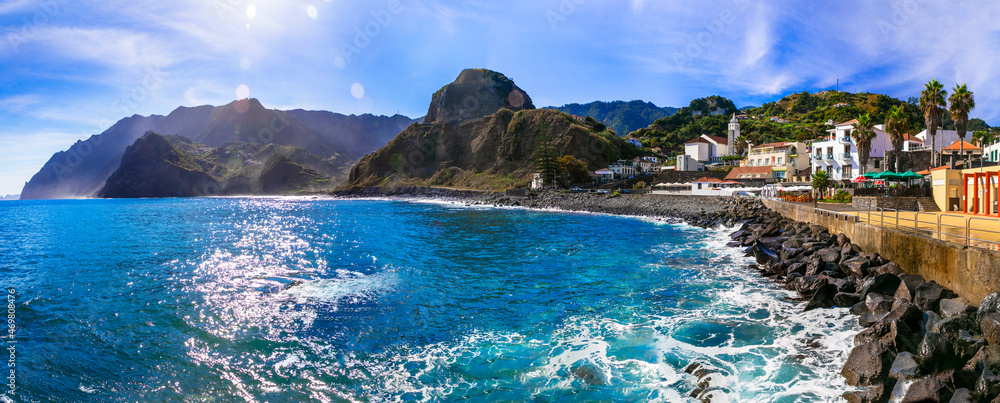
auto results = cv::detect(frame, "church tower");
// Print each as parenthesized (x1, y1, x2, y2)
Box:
(727, 113, 740, 156)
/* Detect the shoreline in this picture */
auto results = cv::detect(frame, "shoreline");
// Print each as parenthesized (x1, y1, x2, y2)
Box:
(334, 187, 1000, 402)
(330, 187, 767, 228)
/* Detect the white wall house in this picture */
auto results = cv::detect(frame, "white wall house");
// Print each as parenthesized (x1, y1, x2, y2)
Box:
(691, 177, 744, 196)
(811, 120, 893, 182)
(608, 160, 637, 178)
(681, 134, 730, 171)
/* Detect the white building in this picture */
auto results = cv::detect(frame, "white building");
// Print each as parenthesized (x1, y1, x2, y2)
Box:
(691, 177, 744, 196)
(531, 173, 544, 190)
(811, 120, 892, 182)
(681, 134, 730, 171)
(625, 137, 643, 148)
(608, 160, 637, 178)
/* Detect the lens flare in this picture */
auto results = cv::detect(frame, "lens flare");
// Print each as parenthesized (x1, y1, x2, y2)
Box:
(246, 5, 256, 19)
(307, 5, 318, 20)
(350, 83, 365, 99)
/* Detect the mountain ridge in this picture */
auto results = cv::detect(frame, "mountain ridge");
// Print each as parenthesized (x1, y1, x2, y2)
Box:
(21, 100, 415, 199)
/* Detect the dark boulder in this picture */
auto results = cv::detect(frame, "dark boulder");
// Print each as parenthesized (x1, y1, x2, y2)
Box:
(901, 374, 953, 402)
(844, 383, 894, 403)
(835, 293, 862, 308)
(889, 351, 920, 380)
(855, 319, 919, 353)
(976, 366, 1000, 399)
(896, 274, 925, 302)
(842, 257, 872, 278)
(861, 274, 903, 300)
(793, 275, 829, 297)
(923, 311, 944, 334)
(750, 239, 779, 265)
(842, 341, 896, 386)
(919, 332, 959, 373)
(873, 262, 906, 276)
(817, 248, 841, 264)
(866, 293, 896, 315)
(939, 298, 975, 319)
(804, 284, 838, 311)
(978, 292, 1000, 326)
(913, 281, 957, 313)
(884, 299, 923, 331)
(786, 262, 807, 276)
(980, 313, 1000, 346)
(949, 388, 975, 403)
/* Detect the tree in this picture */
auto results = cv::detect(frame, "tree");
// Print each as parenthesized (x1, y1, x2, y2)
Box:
(919, 79, 947, 168)
(851, 114, 876, 174)
(556, 155, 589, 186)
(949, 84, 976, 168)
(734, 135, 751, 156)
(812, 169, 830, 199)
(532, 136, 560, 187)
(884, 105, 909, 172)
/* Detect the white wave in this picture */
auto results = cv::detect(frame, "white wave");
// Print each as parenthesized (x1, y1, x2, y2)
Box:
(280, 269, 399, 305)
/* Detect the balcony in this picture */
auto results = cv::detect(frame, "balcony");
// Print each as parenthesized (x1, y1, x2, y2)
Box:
(839, 153, 853, 161)
(839, 137, 852, 145)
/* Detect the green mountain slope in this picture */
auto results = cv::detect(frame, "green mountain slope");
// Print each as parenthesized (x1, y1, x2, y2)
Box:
(550, 100, 678, 136)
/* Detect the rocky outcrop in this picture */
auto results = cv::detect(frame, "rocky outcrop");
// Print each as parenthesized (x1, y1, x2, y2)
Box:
(98, 132, 333, 198)
(424, 69, 534, 124)
(98, 132, 219, 198)
(343, 69, 639, 190)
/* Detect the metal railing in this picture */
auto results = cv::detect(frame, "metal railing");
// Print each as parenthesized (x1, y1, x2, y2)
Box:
(853, 187, 930, 197)
(860, 206, 1000, 249)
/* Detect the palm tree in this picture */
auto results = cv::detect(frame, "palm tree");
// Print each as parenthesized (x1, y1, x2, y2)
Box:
(884, 105, 909, 172)
(812, 169, 830, 200)
(852, 114, 876, 174)
(734, 135, 750, 156)
(949, 84, 976, 168)
(972, 129, 995, 163)
(919, 79, 946, 168)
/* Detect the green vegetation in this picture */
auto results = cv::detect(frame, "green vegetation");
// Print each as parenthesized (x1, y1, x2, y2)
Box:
(851, 114, 876, 172)
(949, 84, 976, 167)
(552, 100, 678, 137)
(812, 170, 830, 199)
(556, 155, 589, 186)
(532, 135, 559, 186)
(920, 79, 947, 167)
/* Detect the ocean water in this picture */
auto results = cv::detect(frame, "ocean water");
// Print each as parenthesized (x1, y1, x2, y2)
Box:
(0, 198, 860, 402)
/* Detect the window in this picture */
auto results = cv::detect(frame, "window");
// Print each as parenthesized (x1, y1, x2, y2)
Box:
(777, 157, 783, 165)
(698, 183, 703, 189)
(842, 166, 851, 178)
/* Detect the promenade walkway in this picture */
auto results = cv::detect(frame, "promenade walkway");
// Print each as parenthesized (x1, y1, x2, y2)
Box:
(782, 201, 1000, 250)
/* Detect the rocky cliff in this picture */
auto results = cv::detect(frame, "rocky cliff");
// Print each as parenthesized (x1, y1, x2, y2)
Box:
(22, 100, 413, 199)
(98, 133, 219, 198)
(98, 132, 333, 198)
(343, 69, 637, 190)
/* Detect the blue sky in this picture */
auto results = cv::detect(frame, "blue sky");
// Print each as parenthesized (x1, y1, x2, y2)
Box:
(1, 0, 999, 195)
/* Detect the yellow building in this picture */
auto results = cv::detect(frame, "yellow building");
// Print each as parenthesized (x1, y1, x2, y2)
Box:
(930, 165, 1000, 213)
(738, 142, 810, 182)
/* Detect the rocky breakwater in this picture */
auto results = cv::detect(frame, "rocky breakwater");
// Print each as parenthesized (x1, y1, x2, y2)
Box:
(731, 206, 1000, 402)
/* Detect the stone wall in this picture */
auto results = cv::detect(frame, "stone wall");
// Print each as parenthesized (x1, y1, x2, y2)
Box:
(652, 170, 728, 184)
(763, 199, 1000, 303)
(851, 196, 919, 211)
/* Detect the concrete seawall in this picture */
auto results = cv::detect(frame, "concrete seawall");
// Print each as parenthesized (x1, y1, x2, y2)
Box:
(762, 199, 1000, 303)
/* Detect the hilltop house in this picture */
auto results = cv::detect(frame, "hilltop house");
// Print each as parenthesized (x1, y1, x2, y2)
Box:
(626, 137, 643, 148)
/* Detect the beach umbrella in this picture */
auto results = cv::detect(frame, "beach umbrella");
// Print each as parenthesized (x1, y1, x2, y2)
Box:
(863, 171, 879, 179)
(900, 171, 923, 179)
(851, 175, 867, 183)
